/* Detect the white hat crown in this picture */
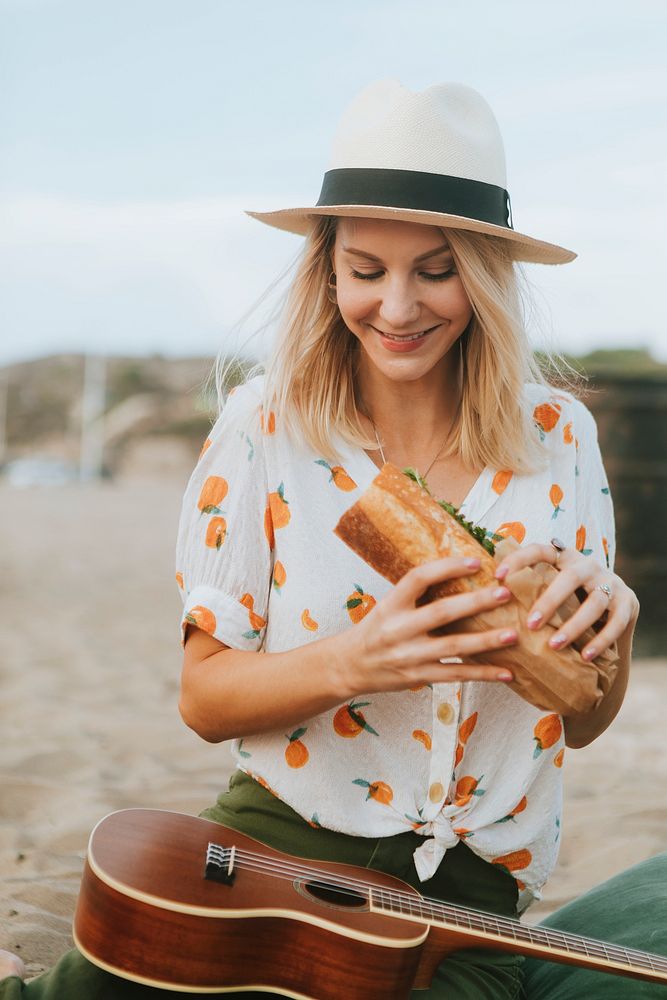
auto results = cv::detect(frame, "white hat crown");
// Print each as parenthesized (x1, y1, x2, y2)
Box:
(328, 79, 507, 189)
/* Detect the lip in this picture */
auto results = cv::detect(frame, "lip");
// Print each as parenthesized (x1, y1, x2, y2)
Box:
(372, 324, 439, 353)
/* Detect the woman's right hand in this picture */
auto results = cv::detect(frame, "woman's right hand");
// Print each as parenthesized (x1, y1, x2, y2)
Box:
(339, 556, 518, 696)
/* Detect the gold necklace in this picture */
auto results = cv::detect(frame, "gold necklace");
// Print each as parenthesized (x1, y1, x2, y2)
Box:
(367, 409, 458, 481)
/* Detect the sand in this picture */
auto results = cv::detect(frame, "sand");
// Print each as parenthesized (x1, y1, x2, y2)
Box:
(1, 473, 665, 981)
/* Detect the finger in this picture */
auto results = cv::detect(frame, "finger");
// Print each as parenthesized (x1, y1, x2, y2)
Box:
(410, 583, 513, 633)
(396, 556, 483, 605)
(416, 662, 515, 685)
(578, 609, 632, 662)
(543, 590, 615, 652)
(419, 625, 519, 664)
(524, 564, 603, 631)
(495, 542, 555, 580)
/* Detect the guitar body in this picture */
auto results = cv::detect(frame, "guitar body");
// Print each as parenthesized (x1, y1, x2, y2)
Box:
(73, 809, 428, 998)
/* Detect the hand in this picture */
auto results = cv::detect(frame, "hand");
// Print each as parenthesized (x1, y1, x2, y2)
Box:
(494, 542, 640, 663)
(343, 556, 520, 695)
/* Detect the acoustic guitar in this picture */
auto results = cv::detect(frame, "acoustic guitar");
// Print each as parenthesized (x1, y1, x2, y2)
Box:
(73, 808, 667, 997)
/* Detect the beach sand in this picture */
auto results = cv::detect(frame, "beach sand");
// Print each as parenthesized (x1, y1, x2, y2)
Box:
(1, 473, 665, 980)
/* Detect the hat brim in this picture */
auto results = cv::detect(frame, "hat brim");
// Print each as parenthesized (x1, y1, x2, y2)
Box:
(244, 205, 576, 265)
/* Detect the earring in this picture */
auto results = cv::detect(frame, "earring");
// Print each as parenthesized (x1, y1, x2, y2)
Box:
(326, 271, 337, 304)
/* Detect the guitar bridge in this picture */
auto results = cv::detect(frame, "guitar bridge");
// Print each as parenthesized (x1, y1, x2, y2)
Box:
(204, 842, 236, 885)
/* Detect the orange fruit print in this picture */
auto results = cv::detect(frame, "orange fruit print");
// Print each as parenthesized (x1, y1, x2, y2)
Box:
(563, 421, 573, 445)
(259, 408, 276, 434)
(240, 593, 266, 638)
(314, 459, 357, 491)
(197, 476, 228, 514)
(185, 605, 216, 636)
(492, 470, 513, 495)
(175, 571, 184, 590)
(198, 437, 212, 460)
(269, 482, 290, 529)
(496, 795, 528, 824)
(352, 778, 393, 805)
(272, 561, 286, 592)
(492, 848, 532, 875)
(301, 609, 319, 631)
(554, 748, 565, 768)
(549, 484, 565, 520)
(333, 701, 379, 738)
(533, 402, 561, 439)
(576, 524, 592, 556)
(205, 516, 227, 550)
(454, 774, 486, 807)
(346, 584, 377, 623)
(412, 729, 432, 750)
(533, 714, 562, 758)
(285, 728, 309, 767)
(493, 522, 526, 544)
(264, 504, 275, 551)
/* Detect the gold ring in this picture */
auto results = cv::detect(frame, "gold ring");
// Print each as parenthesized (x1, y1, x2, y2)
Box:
(550, 537, 567, 570)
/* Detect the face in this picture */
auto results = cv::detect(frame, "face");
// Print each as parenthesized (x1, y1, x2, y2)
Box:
(331, 217, 473, 385)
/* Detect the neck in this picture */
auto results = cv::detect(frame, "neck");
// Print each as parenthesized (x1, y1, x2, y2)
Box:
(356, 360, 462, 460)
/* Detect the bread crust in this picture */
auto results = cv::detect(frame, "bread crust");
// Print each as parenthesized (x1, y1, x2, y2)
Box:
(334, 462, 496, 595)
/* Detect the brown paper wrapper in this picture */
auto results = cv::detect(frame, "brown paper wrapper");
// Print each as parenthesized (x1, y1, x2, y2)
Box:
(333, 463, 619, 716)
(423, 536, 619, 715)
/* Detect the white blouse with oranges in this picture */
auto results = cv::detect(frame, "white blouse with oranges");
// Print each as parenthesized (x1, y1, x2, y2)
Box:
(175, 375, 615, 912)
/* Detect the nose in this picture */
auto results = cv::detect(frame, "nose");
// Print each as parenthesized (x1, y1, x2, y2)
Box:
(377, 277, 422, 330)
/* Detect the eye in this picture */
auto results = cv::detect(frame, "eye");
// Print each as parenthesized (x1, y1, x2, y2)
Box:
(422, 270, 457, 282)
(349, 268, 456, 282)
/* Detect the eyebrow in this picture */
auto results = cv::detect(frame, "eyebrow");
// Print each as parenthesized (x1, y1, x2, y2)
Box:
(341, 243, 452, 262)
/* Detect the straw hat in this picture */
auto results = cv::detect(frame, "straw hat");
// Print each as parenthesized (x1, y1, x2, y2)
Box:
(245, 79, 576, 265)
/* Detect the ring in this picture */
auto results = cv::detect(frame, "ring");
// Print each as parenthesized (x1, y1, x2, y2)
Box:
(595, 583, 613, 601)
(550, 537, 567, 569)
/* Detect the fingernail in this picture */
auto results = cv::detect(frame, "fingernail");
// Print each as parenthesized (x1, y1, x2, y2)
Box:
(493, 586, 510, 601)
(527, 611, 543, 628)
(497, 671, 513, 681)
(549, 633, 567, 649)
(465, 558, 481, 568)
(500, 630, 517, 644)
(495, 565, 508, 579)
(582, 647, 597, 661)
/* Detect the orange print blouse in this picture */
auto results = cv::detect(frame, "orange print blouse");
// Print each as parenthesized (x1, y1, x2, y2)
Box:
(175, 375, 615, 913)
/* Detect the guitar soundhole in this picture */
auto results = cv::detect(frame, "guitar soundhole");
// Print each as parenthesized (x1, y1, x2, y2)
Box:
(296, 878, 368, 911)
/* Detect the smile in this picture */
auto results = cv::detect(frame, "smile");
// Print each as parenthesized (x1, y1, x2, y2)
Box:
(373, 324, 439, 342)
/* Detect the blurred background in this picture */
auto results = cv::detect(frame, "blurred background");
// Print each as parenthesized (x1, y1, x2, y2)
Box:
(1, 0, 666, 979)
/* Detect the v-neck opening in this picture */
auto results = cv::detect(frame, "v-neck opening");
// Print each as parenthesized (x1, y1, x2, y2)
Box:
(351, 445, 491, 516)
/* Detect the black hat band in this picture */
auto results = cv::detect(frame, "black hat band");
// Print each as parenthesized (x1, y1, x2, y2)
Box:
(316, 167, 514, 230)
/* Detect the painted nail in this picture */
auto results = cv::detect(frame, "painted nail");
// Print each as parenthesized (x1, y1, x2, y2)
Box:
(500, 630, 518, 644)
(495, 565, 508, 580)
(497, 671, 513, 681)
(465, 557, 481, 568)
(582, 647, 597, 661)
(493, 587, 510, 601)
(549, 633, 567, 649)
(527, 611, 543, 628)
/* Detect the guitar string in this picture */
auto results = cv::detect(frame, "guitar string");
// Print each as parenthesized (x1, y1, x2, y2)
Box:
(215, 850, 664, 973)
(207, 847, 666, 973)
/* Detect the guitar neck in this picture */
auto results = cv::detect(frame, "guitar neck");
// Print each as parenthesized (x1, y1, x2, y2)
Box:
(370, 887, 667, 985)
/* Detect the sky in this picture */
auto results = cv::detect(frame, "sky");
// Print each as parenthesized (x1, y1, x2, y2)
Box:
(1, 0, 666, 365)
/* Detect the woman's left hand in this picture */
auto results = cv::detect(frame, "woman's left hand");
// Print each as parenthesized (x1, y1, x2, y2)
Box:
(494, 541, 640, 663)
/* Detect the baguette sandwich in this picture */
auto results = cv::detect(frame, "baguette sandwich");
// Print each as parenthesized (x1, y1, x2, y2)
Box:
(334, 462, 619, 715)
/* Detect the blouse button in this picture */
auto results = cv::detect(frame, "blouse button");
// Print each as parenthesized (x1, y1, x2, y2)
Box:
(429, 781, 445, 803)
(437, 702, 455, 725)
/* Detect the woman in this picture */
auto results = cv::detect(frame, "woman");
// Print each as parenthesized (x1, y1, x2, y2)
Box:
(0, 80, 647, 999)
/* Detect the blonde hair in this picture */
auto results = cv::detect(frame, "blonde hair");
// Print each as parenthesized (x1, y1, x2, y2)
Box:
(214, 215, 585, 476)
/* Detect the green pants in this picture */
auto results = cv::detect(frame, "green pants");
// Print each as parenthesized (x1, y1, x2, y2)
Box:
(0, 770, 522, 999)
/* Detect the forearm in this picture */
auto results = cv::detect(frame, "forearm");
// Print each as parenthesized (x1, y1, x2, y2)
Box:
(179, 631, 357, 743)
(563, 611, 638, 749)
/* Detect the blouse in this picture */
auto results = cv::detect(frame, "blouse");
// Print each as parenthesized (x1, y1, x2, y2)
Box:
(175, 374, 615, 912)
